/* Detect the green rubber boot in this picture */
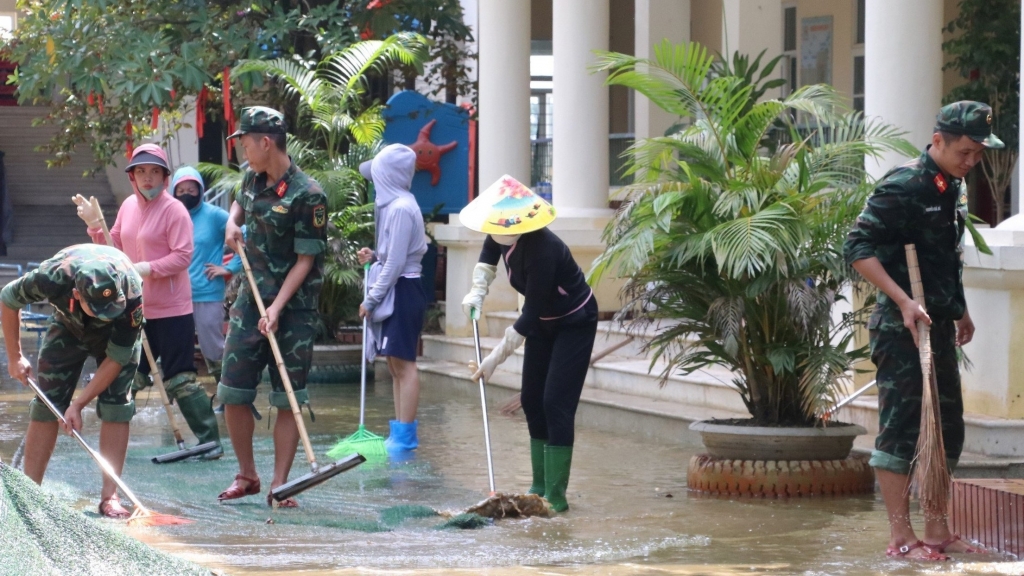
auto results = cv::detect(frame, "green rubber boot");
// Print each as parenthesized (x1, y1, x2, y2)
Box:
(528, 438, 546, 496)
(168, 372, 223, 460)
(544, 445, 573, 512)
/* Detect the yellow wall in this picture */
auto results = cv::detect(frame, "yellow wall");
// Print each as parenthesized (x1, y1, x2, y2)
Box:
(0, 1, 16, 12)
(792, 0, 856, 108)
(691, 0, 723, 54)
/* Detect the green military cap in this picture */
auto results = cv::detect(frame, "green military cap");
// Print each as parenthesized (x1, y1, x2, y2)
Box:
(75, 261, 126, 320)
(226, 106, 288, 140)
(935, 101, 1005, 149)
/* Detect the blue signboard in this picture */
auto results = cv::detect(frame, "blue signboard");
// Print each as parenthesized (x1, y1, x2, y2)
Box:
(382, 91, 471, 215)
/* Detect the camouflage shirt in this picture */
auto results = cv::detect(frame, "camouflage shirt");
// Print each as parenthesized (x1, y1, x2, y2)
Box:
(844, 148, 968, 327)
(0, 245, 144, 365)
(236, 161, 327, 311)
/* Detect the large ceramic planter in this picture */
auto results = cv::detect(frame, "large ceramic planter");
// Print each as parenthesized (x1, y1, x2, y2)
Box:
(689, 420, 867, 461)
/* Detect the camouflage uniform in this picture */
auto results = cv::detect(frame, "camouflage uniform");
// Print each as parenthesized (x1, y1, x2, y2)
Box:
(0, 245, 144, 422)
(218, 107, 328, 408)
(843, 101, 1004, 475)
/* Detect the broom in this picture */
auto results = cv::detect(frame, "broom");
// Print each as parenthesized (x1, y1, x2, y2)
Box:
(905, 244, 950, 519)
(326, 263, 386, 460)
(23, 377, 192, 526)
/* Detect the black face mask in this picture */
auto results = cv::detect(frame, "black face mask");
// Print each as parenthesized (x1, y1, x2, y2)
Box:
(178, 193, 201, 210)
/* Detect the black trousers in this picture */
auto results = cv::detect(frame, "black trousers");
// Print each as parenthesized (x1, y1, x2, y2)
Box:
(520, 296, 598, 447)
(138, 314, 197, 380)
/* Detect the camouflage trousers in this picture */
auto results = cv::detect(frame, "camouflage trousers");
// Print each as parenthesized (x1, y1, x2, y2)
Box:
(869, 318, 964, 475)
(31, 319, 140, 423)
(217, 298, 317, 408)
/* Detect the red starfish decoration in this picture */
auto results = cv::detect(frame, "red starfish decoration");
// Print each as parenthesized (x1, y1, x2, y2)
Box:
(410, 119, 457, 185)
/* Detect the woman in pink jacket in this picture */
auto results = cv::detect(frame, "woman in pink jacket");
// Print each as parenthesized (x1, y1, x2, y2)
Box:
(79, 143, 222, 459)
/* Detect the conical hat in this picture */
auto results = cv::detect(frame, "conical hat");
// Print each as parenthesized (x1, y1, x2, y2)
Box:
(459, 175, 556, 235)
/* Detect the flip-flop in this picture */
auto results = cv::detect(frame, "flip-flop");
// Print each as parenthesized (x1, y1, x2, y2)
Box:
(267, 492, 298, 508)
(218, 474, 261, 501)
(886, 540, 949, 561)
(98, 497, 131, 519)
(926, 535, 981, 554)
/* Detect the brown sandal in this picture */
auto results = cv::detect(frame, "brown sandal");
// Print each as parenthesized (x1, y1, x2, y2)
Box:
(218, 474, 261, 501)
(98, 497, 131, 519)
(886, 540, 948, 561)
(267, 491, 298, 508)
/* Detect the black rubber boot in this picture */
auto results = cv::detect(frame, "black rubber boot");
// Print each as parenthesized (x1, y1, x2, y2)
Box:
(528, 438, 546, 496)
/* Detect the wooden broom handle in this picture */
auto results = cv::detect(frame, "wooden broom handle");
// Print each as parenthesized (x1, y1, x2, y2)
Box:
(236, 243, 319, 471)
(904, 244, 932, 380)
(87, 198, 185, 445)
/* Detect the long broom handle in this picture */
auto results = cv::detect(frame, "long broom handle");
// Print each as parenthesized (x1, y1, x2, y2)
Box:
(236, 244, 319, 472)
(905, 245, 932, 383)
(471, 311, 496, 495)
(87, 197, 185, 448)
(359, 263, 369, 428)
(24, 376, 151, 514)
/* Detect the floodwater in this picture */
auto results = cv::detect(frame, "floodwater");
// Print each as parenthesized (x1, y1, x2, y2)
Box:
(1, 362, 1023, 575)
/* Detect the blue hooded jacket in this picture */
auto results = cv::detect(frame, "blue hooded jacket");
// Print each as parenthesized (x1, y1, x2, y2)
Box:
(170, 166, 242, 303)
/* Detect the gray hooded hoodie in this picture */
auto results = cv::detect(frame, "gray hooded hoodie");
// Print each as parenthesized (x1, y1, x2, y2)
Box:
(360, 143, 428, 314)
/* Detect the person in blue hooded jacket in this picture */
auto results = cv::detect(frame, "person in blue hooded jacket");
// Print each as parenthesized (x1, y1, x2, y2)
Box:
(358, 144, 428, 453)
(170, 166, 241, 386)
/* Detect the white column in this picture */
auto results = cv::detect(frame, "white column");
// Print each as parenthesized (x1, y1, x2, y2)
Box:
(478, 0, 531, 186)
(1015, 5, 1024, 216)
(552, 0, 610, 213)
(634, 0, 690, 141)
(864, 0, 943, 179)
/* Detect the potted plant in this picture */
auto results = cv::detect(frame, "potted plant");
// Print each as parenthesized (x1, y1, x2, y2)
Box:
(589, 42, 919, 465)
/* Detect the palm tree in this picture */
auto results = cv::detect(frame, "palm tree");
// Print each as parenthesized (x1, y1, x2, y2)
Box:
(588, 41, 919, 426)
(200, 33, 428, 334)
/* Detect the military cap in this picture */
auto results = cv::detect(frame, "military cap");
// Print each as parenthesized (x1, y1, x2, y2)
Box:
(75, 261, 126, 320)
(935, 101, 1005, 149)
(226, 106, 288, 140)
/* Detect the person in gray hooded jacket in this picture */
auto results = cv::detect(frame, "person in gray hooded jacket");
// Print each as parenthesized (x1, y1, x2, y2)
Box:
(358, 144, 428, 452)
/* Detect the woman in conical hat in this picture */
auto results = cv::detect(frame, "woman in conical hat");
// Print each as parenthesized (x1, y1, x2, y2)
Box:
(460, 175, 598, 512)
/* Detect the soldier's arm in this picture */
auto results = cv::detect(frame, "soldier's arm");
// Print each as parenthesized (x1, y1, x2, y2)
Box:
(226, 200, 245, 251)
(269, 254, 315, 313)
(0, 270, 59, 380)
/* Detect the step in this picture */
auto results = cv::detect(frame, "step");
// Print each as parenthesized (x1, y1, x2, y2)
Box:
(424, 332, 1024, 463)
(422, 333, 750, 415)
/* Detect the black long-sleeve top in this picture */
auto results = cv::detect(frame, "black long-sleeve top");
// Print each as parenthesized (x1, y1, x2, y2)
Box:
(478, 228, 593, 337)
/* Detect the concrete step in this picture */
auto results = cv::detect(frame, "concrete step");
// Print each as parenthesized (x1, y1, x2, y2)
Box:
(422, 333, 750, 415)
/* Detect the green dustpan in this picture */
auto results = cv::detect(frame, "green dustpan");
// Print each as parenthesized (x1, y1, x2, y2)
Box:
(328, 264, 386, 460)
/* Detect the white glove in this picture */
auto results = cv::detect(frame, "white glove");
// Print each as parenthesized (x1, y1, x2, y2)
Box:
(462, 263, 497, 319)
(470, 325, 525, 383)
(72, 194, 103, 230)
(134, 262, 151, 277)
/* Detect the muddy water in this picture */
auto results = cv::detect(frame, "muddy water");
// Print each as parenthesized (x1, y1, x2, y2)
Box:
(1, 364, 1021, 575)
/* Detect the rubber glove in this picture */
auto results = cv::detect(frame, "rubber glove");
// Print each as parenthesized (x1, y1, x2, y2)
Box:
(462, 263, 498, 319)
(470, 325, 525, 383)
(72, 194, 103, 230)
(134, 262, 152, 277)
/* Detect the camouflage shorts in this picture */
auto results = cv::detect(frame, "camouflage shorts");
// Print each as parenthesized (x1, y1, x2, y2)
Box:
(31, 319, 140, 423)
(217, 298, 317, 408)
(869, 318, 964, 475)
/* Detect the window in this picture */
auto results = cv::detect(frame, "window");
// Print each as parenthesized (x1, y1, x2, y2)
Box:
(0, 13, 15, 40)
(782, 5, 798, 96)
(855, 0, 866, 45)
(853, 56, 864, 112)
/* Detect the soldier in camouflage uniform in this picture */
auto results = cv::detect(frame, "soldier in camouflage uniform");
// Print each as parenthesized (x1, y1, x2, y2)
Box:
(216, 106, 327, 506)
(0, 244, 144, 519)
(844, 101, 1003, 560)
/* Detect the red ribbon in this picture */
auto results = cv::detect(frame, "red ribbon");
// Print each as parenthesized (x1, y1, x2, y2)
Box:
(125, 121, 134, 157)
(223, 67, 235, 161)
(151, 107, 160, 131)
(195, 86, 208, 139)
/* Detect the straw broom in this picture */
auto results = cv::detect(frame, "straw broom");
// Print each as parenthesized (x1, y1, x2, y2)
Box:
(905, 244, 950, 519)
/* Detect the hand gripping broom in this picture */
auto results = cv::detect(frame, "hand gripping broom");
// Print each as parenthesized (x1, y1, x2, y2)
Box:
(905, 244, 951, 519)
(326, 263, 386, 460)
(23, 376, 192, 526)
(72, 195, 219, 463)
(236, 244, 365, 502)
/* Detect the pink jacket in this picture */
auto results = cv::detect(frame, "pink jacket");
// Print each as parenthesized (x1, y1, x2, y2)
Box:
(89, 189, 194, 319)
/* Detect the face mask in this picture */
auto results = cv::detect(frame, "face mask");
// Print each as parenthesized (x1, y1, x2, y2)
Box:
(177, 193, 201, 210)
(136, 183, 163, 201)
(491, 234, 520, 246)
